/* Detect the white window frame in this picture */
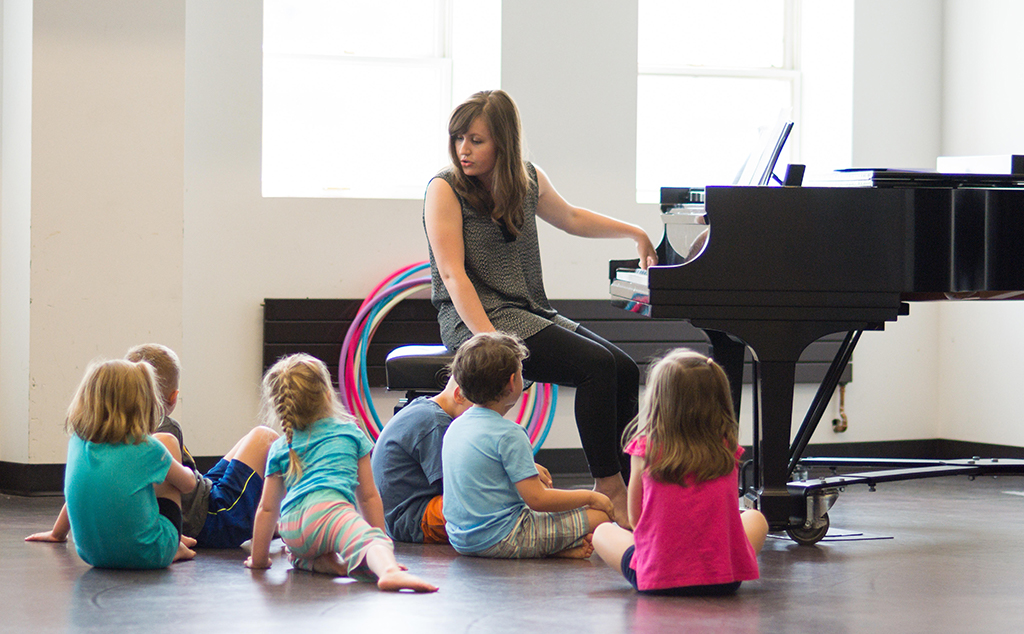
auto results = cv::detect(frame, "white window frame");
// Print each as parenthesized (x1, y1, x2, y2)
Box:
(261, 0, 500, 200)
(636, 1, 804, 203)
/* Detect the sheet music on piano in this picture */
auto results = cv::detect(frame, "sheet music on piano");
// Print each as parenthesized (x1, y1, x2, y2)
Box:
(614, 114, 795, 289)
(805, 167, 1024, 189)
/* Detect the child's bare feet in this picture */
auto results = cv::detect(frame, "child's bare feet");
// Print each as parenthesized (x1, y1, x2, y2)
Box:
(297, 553, 349, 576)
(553, 534, 595, 559)
(174, 539, 196, 562)
(376, 567, 438, 593)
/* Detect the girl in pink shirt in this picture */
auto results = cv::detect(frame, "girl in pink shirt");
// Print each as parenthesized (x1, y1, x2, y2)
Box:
(593, 349, 769, 596)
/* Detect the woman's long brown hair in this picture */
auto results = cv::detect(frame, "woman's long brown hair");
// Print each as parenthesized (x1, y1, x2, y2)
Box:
(447, 90, 533, 237)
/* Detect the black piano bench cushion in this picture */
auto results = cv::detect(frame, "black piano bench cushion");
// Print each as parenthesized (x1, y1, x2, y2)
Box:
(385, 345, 455, 391)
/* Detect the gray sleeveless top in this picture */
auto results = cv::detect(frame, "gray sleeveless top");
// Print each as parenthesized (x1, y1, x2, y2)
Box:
(424, 162, 578, 351)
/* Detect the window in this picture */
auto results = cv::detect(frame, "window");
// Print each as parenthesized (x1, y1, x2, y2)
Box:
(262, 0, 500, 199)
(636, 0, 853, 202)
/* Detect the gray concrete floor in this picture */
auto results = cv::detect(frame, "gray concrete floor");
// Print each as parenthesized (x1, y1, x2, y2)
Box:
(4, 475, 1024, 633)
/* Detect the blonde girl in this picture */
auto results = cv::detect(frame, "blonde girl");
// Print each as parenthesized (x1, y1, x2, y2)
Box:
(592, 349, 769, 596)
(26, 359, 197, 569)
(244, 354, 437, 593)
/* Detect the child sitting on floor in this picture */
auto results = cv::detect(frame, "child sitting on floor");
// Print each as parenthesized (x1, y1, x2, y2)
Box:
(371, 375, 471, 544)
(126, 344, 278, 549)
(372, 374, 555, 544)
(442, 331, 614, 558)
(592, 349, 769, 596)
(244, 353, 437, 592)
(27, 359, 196, 568)
(29, 343, 279, 552)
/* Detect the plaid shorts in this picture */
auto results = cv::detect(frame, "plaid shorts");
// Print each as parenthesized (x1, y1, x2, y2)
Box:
(468, 506, 589, 559)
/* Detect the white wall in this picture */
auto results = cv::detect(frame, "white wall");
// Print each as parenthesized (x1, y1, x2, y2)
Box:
(7, 0, 186, 463)
(810, 0, 946, 447)
(4, 0, 1018, 466)
(1, 0, 33, 462)
(938, 0, 1024, 446)
(181, 2, 434, 454)
(851, 0, 943, 169)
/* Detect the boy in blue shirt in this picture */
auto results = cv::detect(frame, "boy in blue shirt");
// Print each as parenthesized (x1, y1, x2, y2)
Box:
(373, 375, 555, 544)
(372, 377, 469, 544)
(442, 332, 614, 558)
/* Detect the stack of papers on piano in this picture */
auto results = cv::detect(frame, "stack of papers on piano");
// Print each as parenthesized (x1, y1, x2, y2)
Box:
(805, 168, 1024, 188)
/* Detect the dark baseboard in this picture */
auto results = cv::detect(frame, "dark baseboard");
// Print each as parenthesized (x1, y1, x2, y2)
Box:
(800, 439, 1024, 461)
(799, 439, 942, 460)
(0, 455, 229, 497)
(534, 448, 593, 476)
(7, 439, 1024, 496)
(536, 439, 1024, 477)
(0, 462, 66, 497)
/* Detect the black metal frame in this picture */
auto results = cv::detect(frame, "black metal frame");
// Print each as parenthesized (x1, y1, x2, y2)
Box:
(733, 329, 1024, 535)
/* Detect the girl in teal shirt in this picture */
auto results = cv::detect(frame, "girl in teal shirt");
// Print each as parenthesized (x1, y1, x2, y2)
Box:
(244, 353, 437, 593)
(27, 359, 197, 569)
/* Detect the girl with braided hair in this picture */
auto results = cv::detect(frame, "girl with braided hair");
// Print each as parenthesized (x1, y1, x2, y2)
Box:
(244, 353, 437, 592)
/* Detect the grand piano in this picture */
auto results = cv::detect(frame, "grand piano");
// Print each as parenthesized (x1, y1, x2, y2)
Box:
(611, 170, 1024, 543)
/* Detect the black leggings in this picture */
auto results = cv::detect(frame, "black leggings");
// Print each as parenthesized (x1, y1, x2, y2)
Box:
(157, 497, 183, 539)
(522, 324, 639, 480)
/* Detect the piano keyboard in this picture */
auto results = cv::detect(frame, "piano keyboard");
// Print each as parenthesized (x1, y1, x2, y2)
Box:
(615, 268, 648, 286)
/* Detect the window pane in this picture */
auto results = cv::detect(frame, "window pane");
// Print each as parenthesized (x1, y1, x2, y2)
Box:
(265, 0, 445, 58)
(638, 0, 786, 69)
(636, 75, 792, 202)
(262, 57, 451, 199)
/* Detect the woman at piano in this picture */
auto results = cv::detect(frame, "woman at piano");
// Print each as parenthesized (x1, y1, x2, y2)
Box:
(423, 90, 658, 525)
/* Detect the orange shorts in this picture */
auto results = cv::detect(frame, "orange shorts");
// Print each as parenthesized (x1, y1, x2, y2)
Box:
(420, 495, 449, 544)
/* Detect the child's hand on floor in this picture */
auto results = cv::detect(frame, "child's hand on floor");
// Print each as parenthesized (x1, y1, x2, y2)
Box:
(25, 530, 68, 543)
(244, 556, 271, 570)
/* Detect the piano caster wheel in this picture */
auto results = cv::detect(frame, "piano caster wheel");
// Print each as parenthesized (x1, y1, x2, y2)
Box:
(786, 513, 830, 546)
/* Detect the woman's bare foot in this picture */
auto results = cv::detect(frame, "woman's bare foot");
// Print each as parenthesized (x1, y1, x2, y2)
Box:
(377, 568, 438, 593)
(553, 534, 595, 559)
(174, 539, 196, 562)
(595, 475, 630, 529)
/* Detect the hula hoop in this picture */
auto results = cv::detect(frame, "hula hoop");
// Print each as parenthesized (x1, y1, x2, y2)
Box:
(339, 273, 430, 427)
(339, 262, 558, 450)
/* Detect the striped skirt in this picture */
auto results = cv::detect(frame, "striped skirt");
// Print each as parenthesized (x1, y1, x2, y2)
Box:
(278, 491, 393, 580)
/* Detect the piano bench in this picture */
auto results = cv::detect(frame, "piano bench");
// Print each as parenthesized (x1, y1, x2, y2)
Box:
(385, 345, 454, 413)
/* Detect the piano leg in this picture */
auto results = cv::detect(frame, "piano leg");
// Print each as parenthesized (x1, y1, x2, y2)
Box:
(700, 321, 868, 531)
(706, 330, 745, 416)
(753, 358, 805, 530)
(706, 330, 801, 527)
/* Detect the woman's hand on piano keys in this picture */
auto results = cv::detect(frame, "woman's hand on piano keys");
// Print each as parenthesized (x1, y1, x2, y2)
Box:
(635, 232, 658, 270)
